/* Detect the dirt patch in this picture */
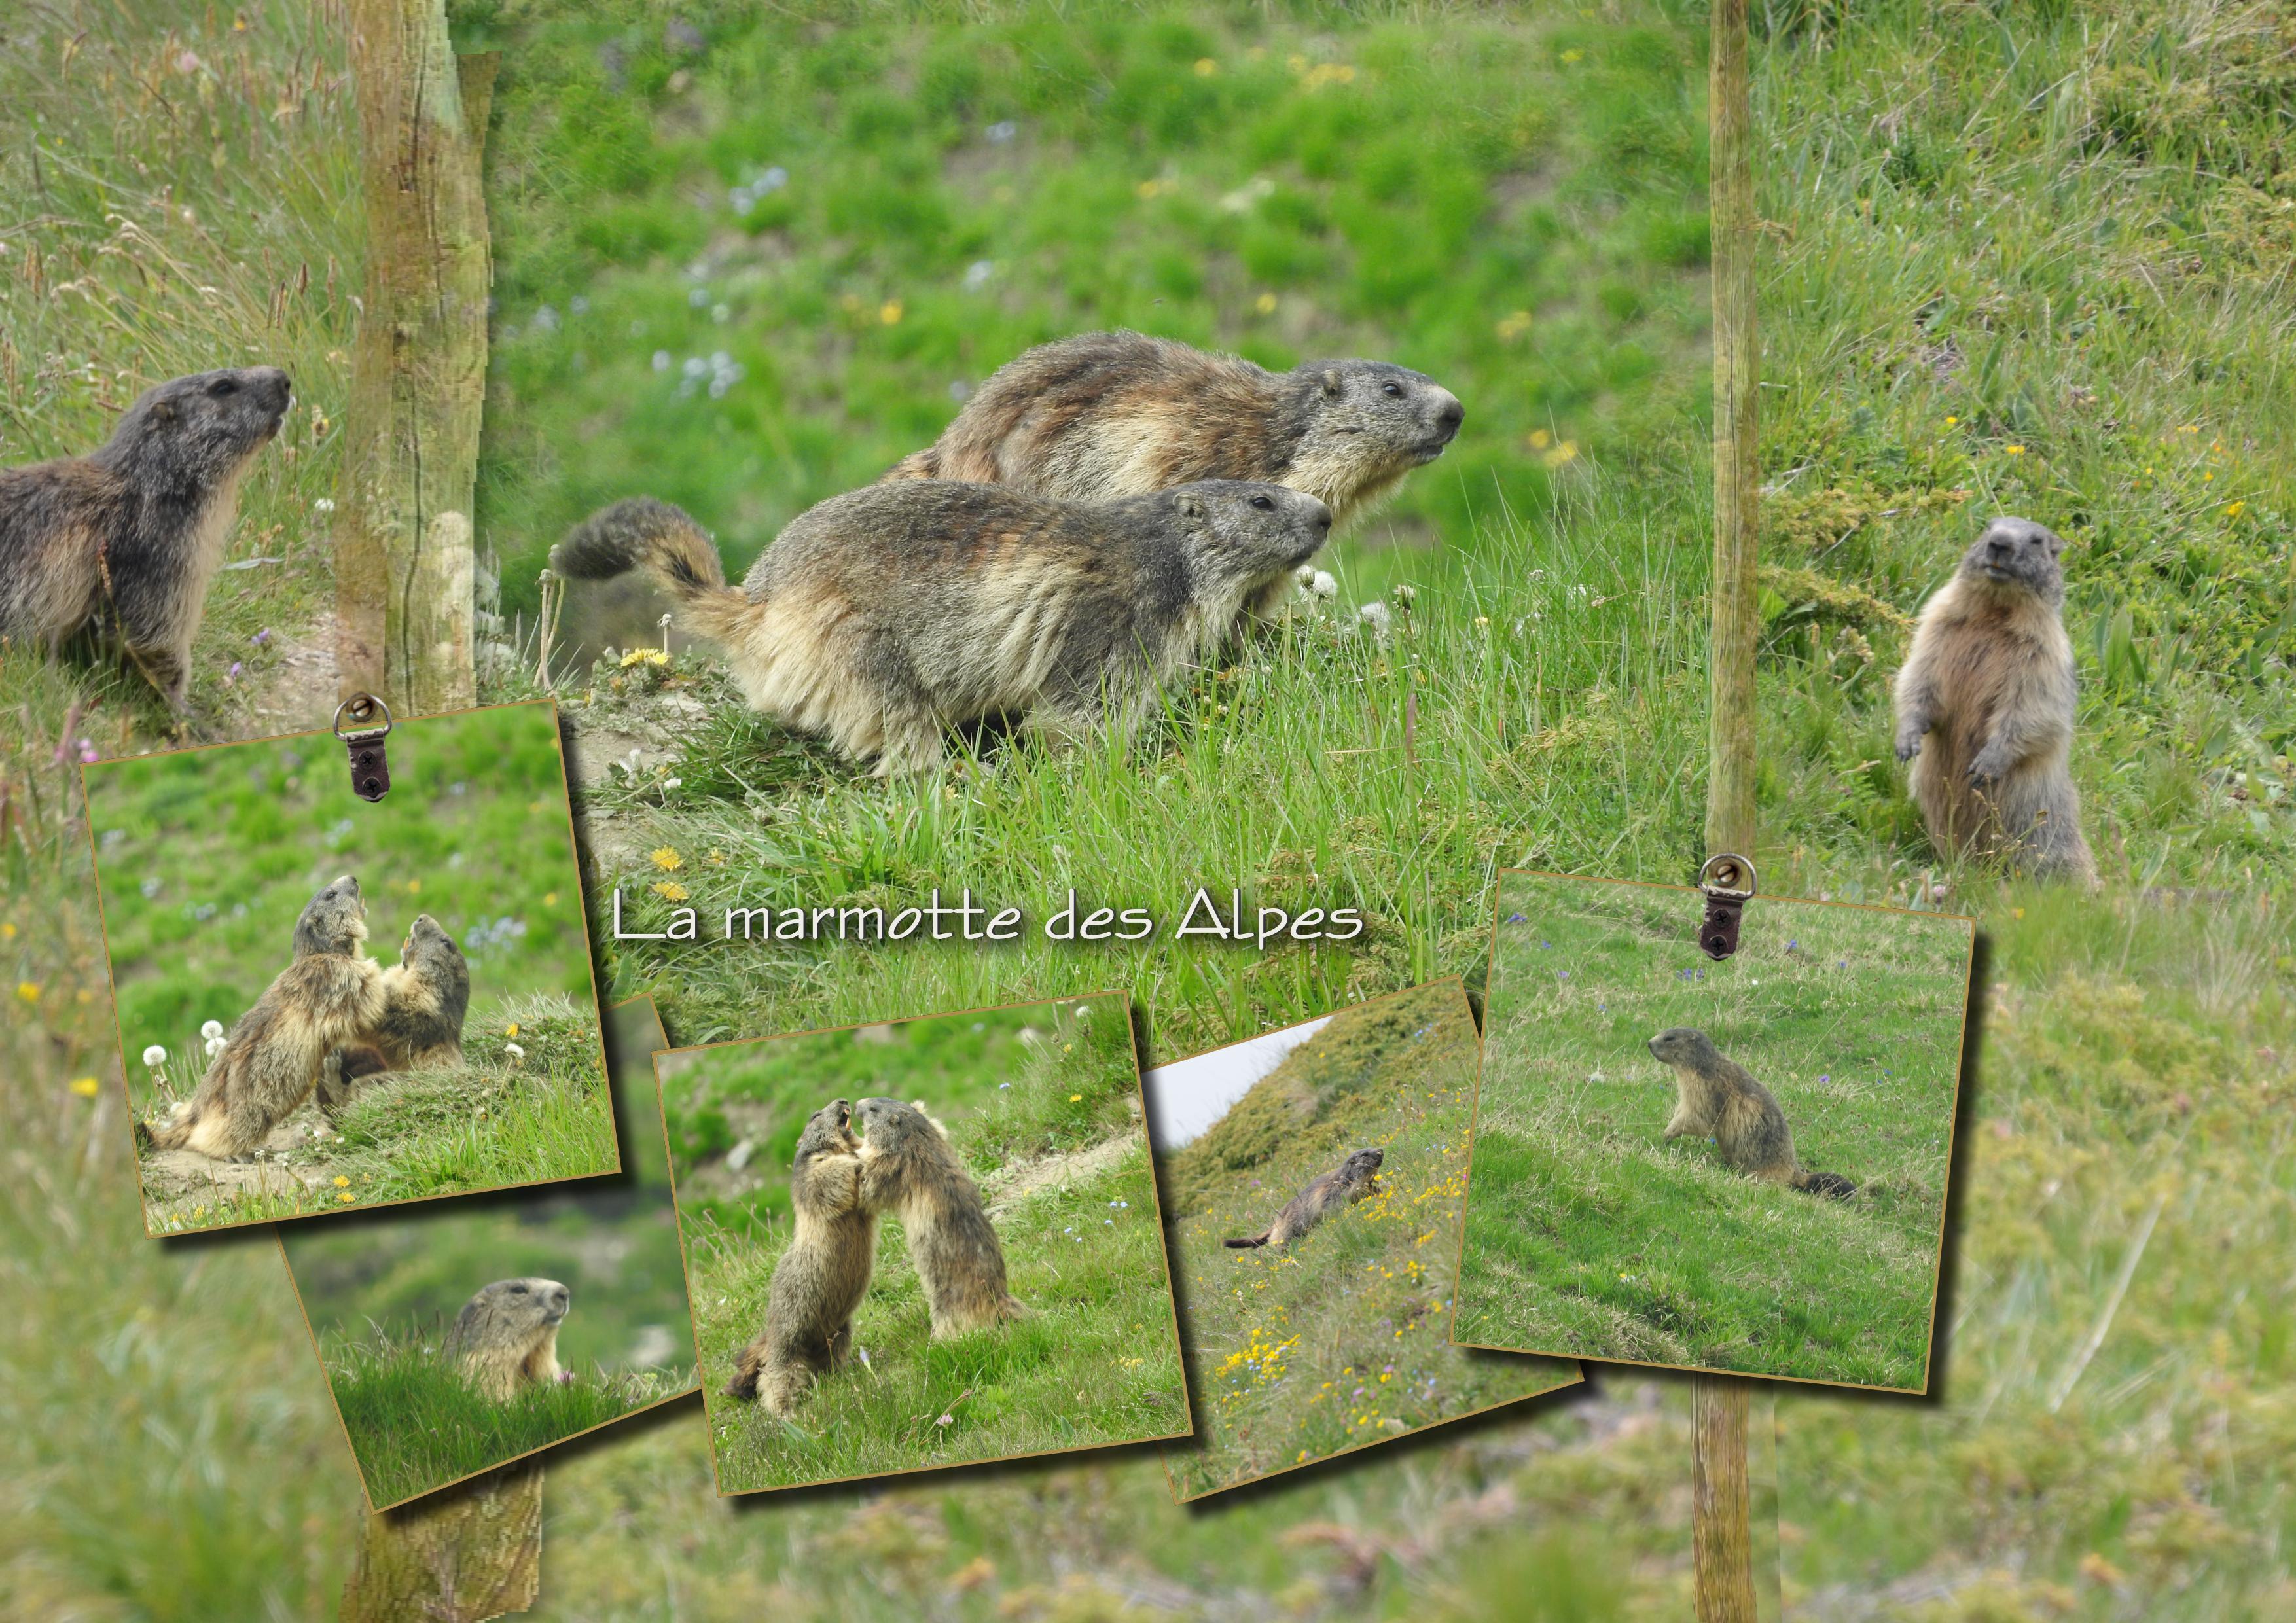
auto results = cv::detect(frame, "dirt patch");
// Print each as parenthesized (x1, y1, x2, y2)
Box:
(137, 1100, 355, 1226)
(982, 1134, 1140, 1213)
(243, 610, 342, 734)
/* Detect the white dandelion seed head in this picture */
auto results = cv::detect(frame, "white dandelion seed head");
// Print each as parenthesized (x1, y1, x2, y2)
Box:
(200, 1020, 224, 1041)
(142, 1044, 167, 1068)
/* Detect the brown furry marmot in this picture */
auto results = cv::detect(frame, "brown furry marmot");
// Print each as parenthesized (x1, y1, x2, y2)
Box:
(0, 367, 292, 706)
(552, 479, 1332, 776)
(138, 876, 387, 1160)
(1223, 1146, 1384, 1249)
(317, 913, 471, 1116)
(1645, 1028, 1855, 1198)
(1893, 517, 2094, 882)
(725, 1099, 879, 1413)
(448, 1278, 571, 1401)
(854, 1096, 1026, 1337)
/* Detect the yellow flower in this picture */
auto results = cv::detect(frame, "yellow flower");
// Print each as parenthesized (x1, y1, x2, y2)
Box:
(879, 300, 903, 325)
(406, 878, 421, 894)
(1541, 439, 1579, 470)
(1254, 292, 1278, 315)
(1069, 1093, 1083, 1102)
(543, 892, 559, 906)
(334, 1175, 350, 1188)
(650, 847, 683, 872)
(2225, 501, 2246, 517)
(1193, 57, 1217, 76)
(652, 881, 690, 903)
(506, 1023, 520, 1038)
(69, 1077, 99, 1097)
(15, 981, 37, 1005)
(337, 1192, 355, 1204)
(1944, 416, 1958, 426)
(0, 922, 14, 939)
(1527, 428, 1551, 450)
(1560, 48, 1584, 63)
(2003, 444, 2025, 455)
(1496, 311, 1532, 340)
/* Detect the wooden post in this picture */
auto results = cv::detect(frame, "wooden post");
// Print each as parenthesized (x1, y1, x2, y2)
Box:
(340, 1465, 543, 1623)
(334, 0, 495, 715)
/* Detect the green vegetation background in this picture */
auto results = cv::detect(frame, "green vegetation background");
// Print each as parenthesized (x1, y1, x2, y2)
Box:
(1454, 877, 1969, 1389)
(1160, 979, 1576, 1498)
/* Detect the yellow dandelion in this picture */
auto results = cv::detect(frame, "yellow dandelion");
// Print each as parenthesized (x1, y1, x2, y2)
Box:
(1528, 428, 1551, 450)
(334, 1175, 350, 1188)
(338, 1192, 355, 1204)
(1560, 48, 1584, 63)
(1069, 1093, 1083, 1102)
(650, 847, 683, 872)
(652, 880, 690, 903)
(2003, 444, 2025, 455)
(1194, 57, 1217, 76)
(0, 922, 14, 939)
(1254, 292, 1278, 315)
(543, 891, 559, 906)
(1541, 439, 1579, 469)
(1944, 416, 1958, 426)
(2225, 501, 2246, 517)
(406, 878, 421, 894)
(15, 981, 38, 1005)
(880, 300, 903, 325)
(506, 1023, 520, 1038)
(69, 1077, 99, 1097)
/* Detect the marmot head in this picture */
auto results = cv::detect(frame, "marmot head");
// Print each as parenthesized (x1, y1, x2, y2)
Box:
(98, 366, 293, 484)
(456, 1277, 571, 1346)
(853, 1096, 942, 1157)
(291, 875, 368, 959)
(794, 1097, 857, 1162)
(401, 912, 469, 997)
(1956, 517, 2066, 605)
(1341, 1147, 1385, 1179)
(1166, 480, 1333, 583)
(1648, 1027, 1719, 1067)
(1291, 359, 1463, 468)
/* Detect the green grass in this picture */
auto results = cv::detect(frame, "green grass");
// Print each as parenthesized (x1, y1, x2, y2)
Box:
(1453, 876, 1971, 1389)
(662, 995, 1192, 1492)
(1160, 980, 1579, 1499)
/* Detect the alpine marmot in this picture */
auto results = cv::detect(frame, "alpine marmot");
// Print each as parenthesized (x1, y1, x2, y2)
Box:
(1893, 517, 2094, 882)
(1223, 1146, 1385, 1249)
(725, 1099, 879, 1413)
(1645, 1028, 1855, 1199)
(318, 912, 471, 1115)
(449, 1277, 571, 1401)
(552, 479, 1333, 776)
(0, 366, 292, 706)
(138, 876, 387, 1160)
(853, 1096, 1026, 1337)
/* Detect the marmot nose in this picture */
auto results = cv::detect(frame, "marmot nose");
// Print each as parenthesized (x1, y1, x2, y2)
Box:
(1433, 393, 1465, 437)
(1313, 504, 1333, 532)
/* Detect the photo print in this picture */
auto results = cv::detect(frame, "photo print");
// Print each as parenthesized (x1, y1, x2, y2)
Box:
(279, 996, 694, 1510)
(1453, 872, 1976, 1391)
(656, 993, 1187, 1493)
(83, 700, 618, 1234)
(1149, 979, 1579, 1500)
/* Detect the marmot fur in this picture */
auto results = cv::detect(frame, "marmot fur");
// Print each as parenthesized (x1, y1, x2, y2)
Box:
(0, 367, 292, 705)
(139, 876, 387, 1160)
(552, 480, 1332, 776)
(449, 1277, 571, 1401)
(1223, 1147, 1384, 1249)
(725, 1099, 878, 1413)
(318, 913, 471, 1116)
(854, 1096, 1026, 1337)
(1645, 1028, 1854, 1198)
(1893, 517, 2094, 882)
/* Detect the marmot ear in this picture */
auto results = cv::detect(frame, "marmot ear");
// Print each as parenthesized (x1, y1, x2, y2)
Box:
(2047, 532, 2066, 557)
(149, 399, 175, 425)
(1321, 368, 1343, 397)
(1175, 492, 1203, 519)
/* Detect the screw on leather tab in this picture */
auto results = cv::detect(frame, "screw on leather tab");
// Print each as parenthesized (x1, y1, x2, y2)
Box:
(1696, 853, 1756, 961)
(333, 694, 394, 804)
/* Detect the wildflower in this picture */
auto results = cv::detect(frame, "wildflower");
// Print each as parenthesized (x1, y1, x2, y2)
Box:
(505, 1042, 526, 1063)
(69, 1077, 99, 1097)
(2225, 501, 2246, 518)
(18, 981, 41, 1005)
(1069, 1093, 1083, 1102)
(2003, 444, 2025, 455)
(1560, 48, 1584, 63)
(338, 1192, 355, 1204)
(506, 1023, 520, 1038)
(879, 301, 903, 325)
(142, 1044, 166, 1067)
(935, 1412, 954, 1426)
(963, 260, 995, 292)
(543, 893, 558, 906)
(334, 1175, 350, 1188)
(651, 881, 689, 902)
(1541, 438, 1579, 469)
(313, 497, 336, 513)
(986, 120, 1018, 143)
(253, 628, 271, 645)
(1359, 600, 1393, 634)
(650, 847, 683, 872)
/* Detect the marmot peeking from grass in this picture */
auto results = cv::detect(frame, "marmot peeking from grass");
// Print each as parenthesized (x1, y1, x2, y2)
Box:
(1645, 1028, 1855, 1199)
(853, 1096, 1027, 1337)
(726, 1099, 878, 1413)
(138, 876, 387, 1160)
(1223, 1147, 1384, 1249)
(0, 367, 292, 706)
(448, 1278, 571, 1402)
(1893, 517, 2095, 882)
(318, 914, 471, 1116)
(552, 479, 1332, 776)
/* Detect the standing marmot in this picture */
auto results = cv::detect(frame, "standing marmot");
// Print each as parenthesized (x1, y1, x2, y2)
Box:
(319, 913, 471, 1115)
(853, 1096, 1026, 1337)
(1893, 517, 2094, 882)
(448, 1278, 571, 1401)
(1645, 1029, 1855, 1199)
(1223, 1147, 1384, 1249)
(552, 480, 1332, 776)
(725, 1099, 879, 1412)
(138, 876, 387, 1160)
(0, 367, 293, 705)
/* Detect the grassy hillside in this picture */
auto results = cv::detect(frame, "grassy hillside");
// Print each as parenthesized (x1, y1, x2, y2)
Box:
(1454, 876, 1971, 1389)
(1160, 979, 1578, 1499)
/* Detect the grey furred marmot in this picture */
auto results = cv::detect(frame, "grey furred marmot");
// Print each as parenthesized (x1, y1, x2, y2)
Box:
(853, 1096, 1026, 1337)
(449, 1278, 571, 1401)
(1893, 516, 2094, 882)
(1223, 1147, 1384, 1249)
(0, 367, 292, 705)
(725, 1099, 879, 1413)
(552, 479, 1332, 776)
(319, 912, 472, 1115)
(1645, 1028, 1855, 1199)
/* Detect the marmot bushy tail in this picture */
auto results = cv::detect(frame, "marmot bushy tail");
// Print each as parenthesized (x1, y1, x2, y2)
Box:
(449, 1278, 571, 1402)
(550, 497, 757, 647)
(725, 1099, 877, 1413)
(1223, 1147, 1385, 1248)
(1645, 1028, 1855, 1199)
(854, 1096, 1026, 1337)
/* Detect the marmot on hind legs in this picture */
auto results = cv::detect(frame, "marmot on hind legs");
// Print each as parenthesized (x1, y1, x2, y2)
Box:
(725, 1099, 878, 1414)
(450, 1278, 571, 1402)
(1645, 1028, 1856, 1199)
(1223, 1147, 1385, 1249)
(317, 914, 471, 1118)
(854, 1096, 1027, 1338)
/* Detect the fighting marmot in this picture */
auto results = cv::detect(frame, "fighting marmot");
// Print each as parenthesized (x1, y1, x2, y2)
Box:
(0, 367, 292, 706)
(1223, 1147, 1385, 1249)
(1893, 517, 2094, 882)
(552, 480, 1332, 776)
(318, 913, 471, 1115)
(853, 1096, 1026, 1337)
(726, 1099, 879, 1413)
(1645, 1028, 1855, 1199)
(138, 876, 387, 1160)
(449, 1277, 571, 1401)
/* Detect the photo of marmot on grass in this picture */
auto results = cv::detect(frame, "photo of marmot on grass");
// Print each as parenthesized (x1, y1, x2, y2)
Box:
(853, 1096, 1028, 1337)
(1893, 516, 2095, 882)
(552, 479, 1332, 776)
(1222, 1146, 1385, 1249)
(138, 876, 387, 1161)
(448, 1277, 571, 1402)
(1645, 1028, 1856, 1199)
(0, 366, 292, 706)
(725, 1099, 878, 1413)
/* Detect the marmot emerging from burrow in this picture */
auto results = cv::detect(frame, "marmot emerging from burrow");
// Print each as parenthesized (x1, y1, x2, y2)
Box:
(853, 1096, 1027, 1337)
(725, 1099, 880, 1413)
(138, 876, 387, 1160)
(552, 480, 1332, 776)
(1645, 1029, 1855, 1199)
(0, 366, 292, 706)
(1223, 1147, 1385, 1249)
(1893, 517, 2094, 882)
(448, 1277, 571, 1402)
(318, 913, 471, 1116)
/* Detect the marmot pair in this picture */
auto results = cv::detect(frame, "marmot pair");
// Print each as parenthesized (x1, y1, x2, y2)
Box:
(1223, 1147, 1385, 1249)
(553, 331, 1463, 776)
(449, 1277, 571, 1401)
(1, 367, 291, 707)
(1645, 1028, 1855, 1199)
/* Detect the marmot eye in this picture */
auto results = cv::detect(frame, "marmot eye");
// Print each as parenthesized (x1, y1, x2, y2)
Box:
(1249, 495, 1275, 510)
(1381, 382, 1404, 397)
(207, 378, 238, 397)
(507, 1283, 527, 1293)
